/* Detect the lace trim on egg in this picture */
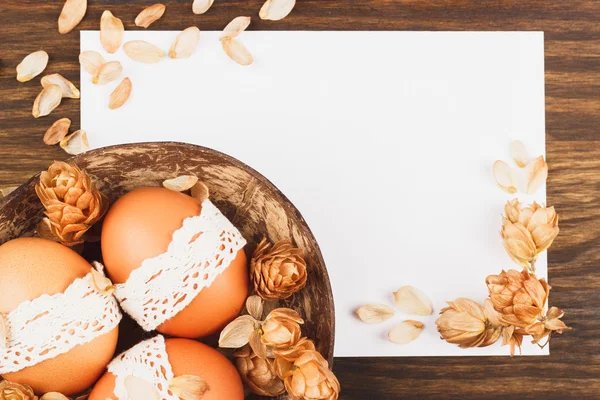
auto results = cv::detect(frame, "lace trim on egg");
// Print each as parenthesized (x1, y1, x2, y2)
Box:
(108, 335, 178, 400)
(0, 269, 122, 374)
(113, 199, 247, 331)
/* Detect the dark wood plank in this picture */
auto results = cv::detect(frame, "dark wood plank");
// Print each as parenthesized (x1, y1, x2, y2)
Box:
(1, 1, 599, 398)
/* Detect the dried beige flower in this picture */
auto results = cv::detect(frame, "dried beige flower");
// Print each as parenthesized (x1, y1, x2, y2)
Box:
(388, 320, 423, 344)
(436, 298, 502, 348)
(43, 117, 71, 145)
(0, 314, 6, 349)
(356, 304, 394, 324)
(261, 308, 303, 349)
(234, 345, 286, 397)
(79, 51, 105, 75)
(260, 0, 296, 21)
(279, 350, 340, 400)
(109, 77, 132, 110)
(58, 0, 87, 34)
(169, 375, 210, 400)
(35, 161, 108, 246)
(90, 268, 115, 295)
(16, 50, 49, 82)
(524, 155, 548, 194)
(251, 238, 308, 300)
(501, 199, 559, 271)
(123, 40, 165, 64)
(135, 3, 166, 28)
(511, 140, 530, 168)
(493, 160, 517, 194)
(41, 73, 80, 99)
(393, 286, 433, 316)
(0, 381, 36, 400)
(191, 181, 210, 203)
(222, 38, 253, 66)
(92, 61, 123, 85)
(192, 0, 214, 14)
(220, 16, 251, 40)
(524, 306, 571, 346)
(246, 295, 264, 320)
(219, 315, 257, 348)
(32, 84, 62, 118)
(40, 392, 70, 400)
(60, 130, 89, 155)
(169, 26, 201, 59)
(100, 10, 124, 54)
(125, 375, 159, 400)
(163, 175, 199, 192)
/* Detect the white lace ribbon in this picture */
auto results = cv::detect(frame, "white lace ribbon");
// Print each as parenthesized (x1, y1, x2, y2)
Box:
(113, 199, 247, 331)
(108, 335, 178, 400)
(0, 269, 122, 374)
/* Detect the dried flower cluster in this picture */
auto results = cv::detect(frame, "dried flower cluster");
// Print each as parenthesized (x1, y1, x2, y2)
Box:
(221, 296, 340, 399)
(0, 380, 37, 400)
(35, 161, 109, 246)
(493, 141, 548, 195)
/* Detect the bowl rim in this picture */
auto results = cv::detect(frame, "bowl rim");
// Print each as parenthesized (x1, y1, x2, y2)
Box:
(0, 141, 336, 365)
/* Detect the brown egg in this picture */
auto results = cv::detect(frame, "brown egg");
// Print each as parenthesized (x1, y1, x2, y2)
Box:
(101, 187, 248, 338)
(0, 238, 119, 396)
(89, 338, 244, 400)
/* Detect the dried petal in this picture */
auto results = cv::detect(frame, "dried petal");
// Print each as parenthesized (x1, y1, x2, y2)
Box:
(192, 0, 214, 14)
(163, 175, 198, 192)
(356, 304, 394, 324)
(109, 77, 132, 110)
(100, 10, 124, 54)
(90, 268, 115, 295)
(222, 38, 253, 66)
(16, 50, 49, 82)
(40, 392, 71, 400)
(32, 85, 63, 118)
(41, 73, 80, 99)
(259, 0, 296, 21)
(135, 3, 166, 28)
(493, 160, 518, 194)
(170, 375, 210, 400)
(44, 118, 71, 145)
(60, 130, 89, 155)
(0, 314, 6, 349)
(511, 140, 530, 168)
(220, 16, 251, 40)
(169, 26, 201, 59)
(246, 295, 264, 320)
(249, 329, 268, 359)
(388, 320, 423, 344)
(123, 40, 165, 64)
(124, 375, 159, 400)
(92, 61, 123, 85)
(79, 51, 105, 75)
(525, 156, 548, 194)
(191, 181, 210, 203)
(219, 315, 256, 348)
(58, 0, 87, 34)
(393, 286, 433, 316)
(0, 186, 18, 199)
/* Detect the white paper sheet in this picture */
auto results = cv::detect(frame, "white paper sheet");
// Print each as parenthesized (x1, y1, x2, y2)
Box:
(81, 31, 547, 356)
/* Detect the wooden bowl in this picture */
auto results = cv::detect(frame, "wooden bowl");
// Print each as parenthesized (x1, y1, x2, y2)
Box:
(0, 142, 335, 400)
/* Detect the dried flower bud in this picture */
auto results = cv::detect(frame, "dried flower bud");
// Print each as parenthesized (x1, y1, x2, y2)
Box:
(251, 238, 308, 300)
(261, 308, 303, 349)
(35, 161, 109, 246)
(501, 199, 559, 271)
(234, 345, 286, 397)
(280, 349, 340, 400)
(435, 298, 502, 349)
(0, 380, 36, 400)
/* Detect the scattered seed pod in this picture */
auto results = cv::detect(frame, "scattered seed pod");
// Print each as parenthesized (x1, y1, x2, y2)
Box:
(16, 50, 49, 82)
(135, 3, 166, 28)
(388, 320, 424, 344)
(493, 160, 518, 194)
(259, 0, 296, 21)
(123, 40, 165, 64)
(124, 375, 159, 400)
(79, 51, 105, 75)
(192, 0, 214, 15)
(43, 117, 71, 145)
(58, 0, 87, 34)
(109, 77, 132, 110)
(356, 304, 394, 324)
(32, 85, 62, 118)
(41, 73, 80, 99)
(222, 38, 253, 66)
(170, 375, 210, 400)
(169, 26, 201, 59)
(100, 10, 124, 54)
(163, 175, 199, 192)
(511, 140, 530, 168)
(220, 16, 251, 40)
(92, 61, 123, 85)
(393, 286, 433, 316)
(525, 155, 548, 194)
(60, 130, 89, 155)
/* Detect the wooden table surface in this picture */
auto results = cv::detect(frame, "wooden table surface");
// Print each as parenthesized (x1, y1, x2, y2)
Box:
(1, 1, 599, 398)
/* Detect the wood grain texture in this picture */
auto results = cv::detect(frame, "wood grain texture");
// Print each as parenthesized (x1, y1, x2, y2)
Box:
(0, 0, 599, 398)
